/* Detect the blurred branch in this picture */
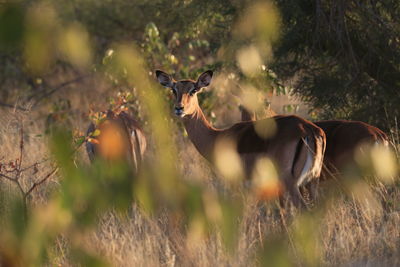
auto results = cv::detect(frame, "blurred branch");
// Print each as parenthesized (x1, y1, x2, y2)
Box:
(20, 158, 50, 172)
(0, 101, 29, 111)
(17, 125, 24, 177)
(0, 75, 91, 111)
(24, 167, 59, 199)
(0, 173, 16, 182)
(30, 74, 92, 108)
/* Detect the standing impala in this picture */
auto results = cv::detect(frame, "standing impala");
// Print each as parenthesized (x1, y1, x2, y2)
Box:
(156, 70, 326, 208)
(239, 107, 389, 177)
(312, 120, 389, 176)
(86, 110, 147, 173)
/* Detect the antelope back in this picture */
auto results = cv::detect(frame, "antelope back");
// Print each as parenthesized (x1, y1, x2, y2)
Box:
(315, 120, 388, 174)
(86, 111, 146, 173)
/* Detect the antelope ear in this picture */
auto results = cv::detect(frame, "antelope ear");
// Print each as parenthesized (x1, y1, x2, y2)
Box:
(155, 70, 173, 88)
(196, 70, 213, 88)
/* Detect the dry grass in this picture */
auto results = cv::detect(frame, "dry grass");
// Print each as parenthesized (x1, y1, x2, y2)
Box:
(0, 101, 399, 266)
(47, 188, 400, 266)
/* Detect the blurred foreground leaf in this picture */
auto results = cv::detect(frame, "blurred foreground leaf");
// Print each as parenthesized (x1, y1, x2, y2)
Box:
(0, 3, 25, 50)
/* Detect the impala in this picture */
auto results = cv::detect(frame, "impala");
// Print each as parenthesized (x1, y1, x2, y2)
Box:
(239, 107, 389, 177)
(86, 110, 147, 173)
(312, 120, 389, 176)
(156, 70, 326, 208)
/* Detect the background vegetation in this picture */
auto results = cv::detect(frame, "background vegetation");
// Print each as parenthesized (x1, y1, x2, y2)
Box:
(0, 0, 399, 266)
(273, 0, 400, 130)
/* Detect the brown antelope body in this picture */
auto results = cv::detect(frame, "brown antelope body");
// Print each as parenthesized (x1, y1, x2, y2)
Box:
(239, 106, 389, 177)
(314, 120, 389, 176)
(86, 110, 146, 173)
(156, 70, 326, 208)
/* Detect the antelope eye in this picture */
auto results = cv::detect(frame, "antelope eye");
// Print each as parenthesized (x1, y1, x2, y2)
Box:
(189, 88, 198, 96)
(170, 87, 177, 95)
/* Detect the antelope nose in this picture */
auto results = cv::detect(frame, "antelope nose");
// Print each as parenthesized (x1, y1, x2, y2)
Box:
(174, 106, 184, 117)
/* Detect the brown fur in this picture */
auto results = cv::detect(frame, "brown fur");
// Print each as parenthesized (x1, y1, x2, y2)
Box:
(238, 105, 390, 205)
(315, 120, 389, 177)
(86, 110, 147, 173)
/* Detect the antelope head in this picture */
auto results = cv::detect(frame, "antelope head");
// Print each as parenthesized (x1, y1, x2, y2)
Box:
(155, 70, 213, 117)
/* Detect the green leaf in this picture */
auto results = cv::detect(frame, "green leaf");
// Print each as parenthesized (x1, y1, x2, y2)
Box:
(91, 129, 101, 137)
(75, 136, 86, 147)
(0, 3, 25, 50)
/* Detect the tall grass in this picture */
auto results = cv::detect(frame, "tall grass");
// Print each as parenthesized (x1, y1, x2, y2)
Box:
(0, 106, 399, 266)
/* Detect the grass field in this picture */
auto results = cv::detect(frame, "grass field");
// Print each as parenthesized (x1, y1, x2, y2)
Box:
(0, 93, 399, 266)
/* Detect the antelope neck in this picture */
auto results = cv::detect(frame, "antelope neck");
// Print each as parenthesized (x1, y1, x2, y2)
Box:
(182, 105, 220, 161)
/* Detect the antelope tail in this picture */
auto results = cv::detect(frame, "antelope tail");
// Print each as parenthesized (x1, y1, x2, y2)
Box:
(376, 131, 390, 147)
(296, 129, 326, 187)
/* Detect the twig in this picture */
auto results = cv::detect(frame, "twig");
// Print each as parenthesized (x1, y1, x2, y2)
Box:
(31, 74, 92, 108)
(0, 125, 56, 220)
(278, 204, 301, 266)
(25, 167, 59, 197)
(16, 125, 24, 180)
(1, 75, 92, 111)
(0, 173, 16, 182)
(15, 182, 25, 200)
(20, 158, 51, 172)
(0, 101, 29, 111)
(0, 117, 86, 220)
